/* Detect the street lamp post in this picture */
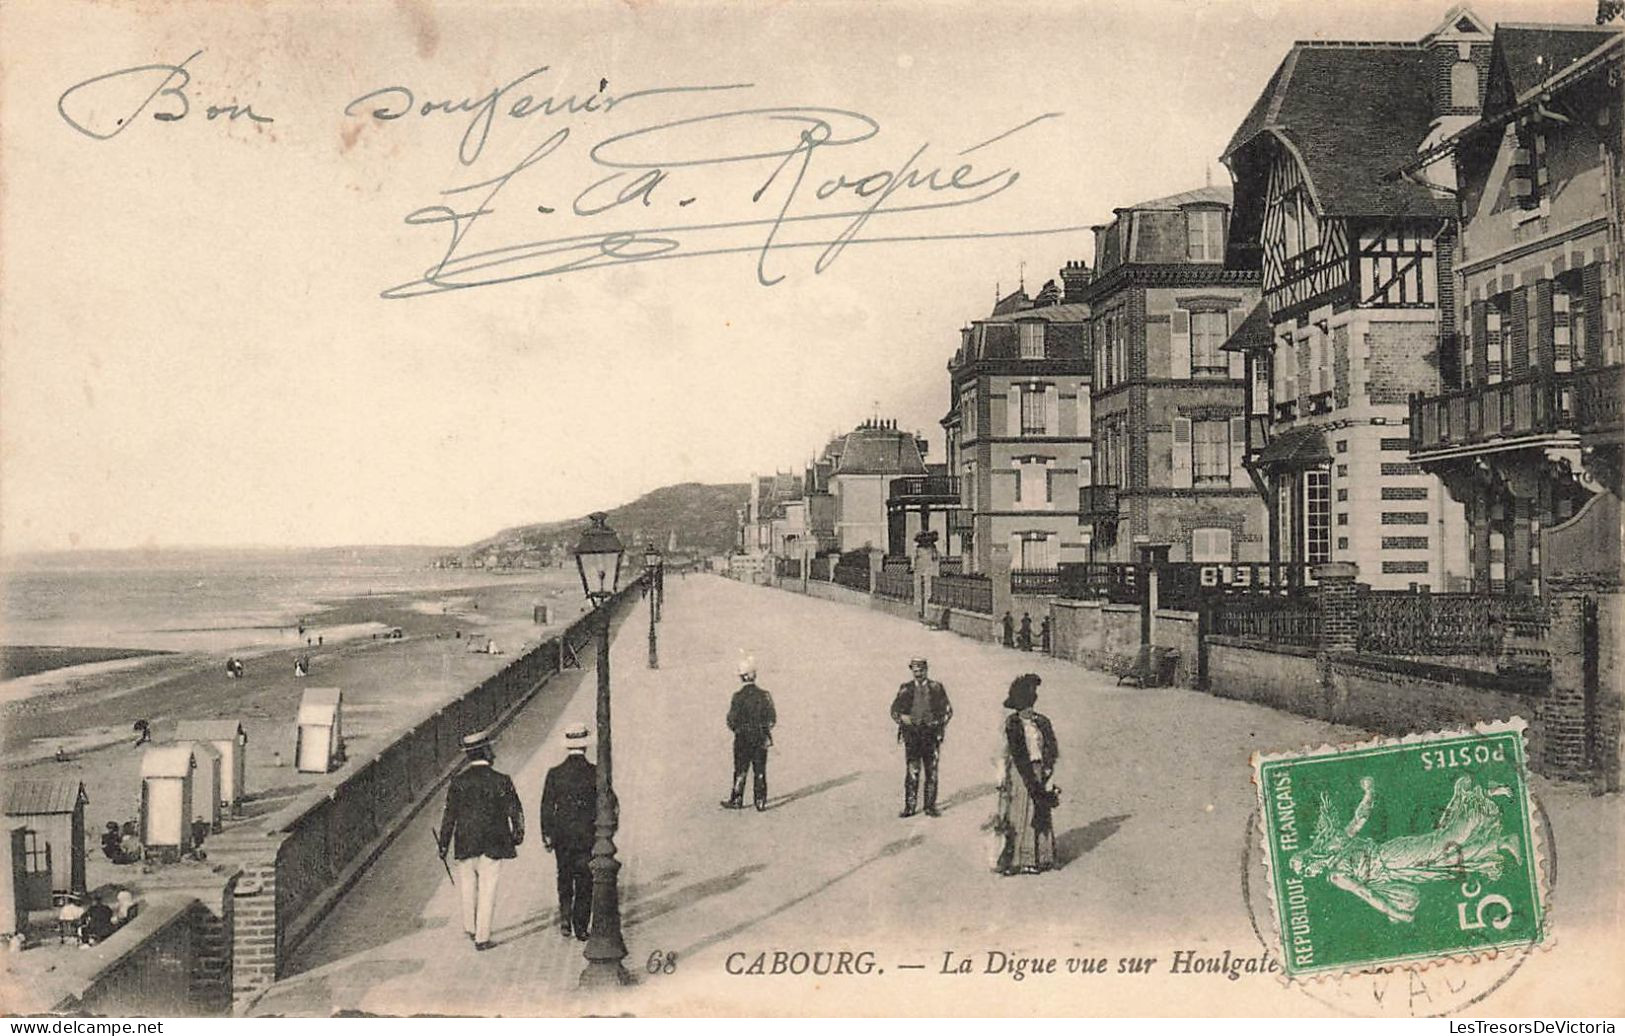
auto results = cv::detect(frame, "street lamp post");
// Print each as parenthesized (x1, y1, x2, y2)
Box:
(573, 513, 630, 988)
(644, 545, 660, 670)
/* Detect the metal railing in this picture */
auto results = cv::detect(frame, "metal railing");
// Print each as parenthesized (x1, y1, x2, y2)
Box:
(1010, 568, 1061, 595)
(1078, 484, 1119, 520)
(775, 557, 803, 579)
(1213, 595, 1321, 647)
(1357, 590, 1550, 655)
(1057, 563, 1142, 604)
(808, 556, 833, 582)
(1157, 562, 1318, 609)
(930, 573, 994, 614)
(1410, 365, 1623, 453)
(832, 551, 872, 592)
(887, 475, 961, 502)
(874, 568, 914, 601)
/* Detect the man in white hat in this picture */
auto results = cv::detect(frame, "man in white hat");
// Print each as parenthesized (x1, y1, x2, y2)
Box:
(721, 656, 776, 811)
(436, 729, 524, 951)
(540, 722, 596, 941)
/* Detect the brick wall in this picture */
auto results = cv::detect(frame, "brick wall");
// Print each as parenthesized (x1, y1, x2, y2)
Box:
(1366, 320, 1442, 405)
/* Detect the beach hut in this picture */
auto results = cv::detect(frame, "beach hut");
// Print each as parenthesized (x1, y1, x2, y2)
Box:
(175, 720, 247, 816)
(4, 826, 27, 933)
(296, 687, 344, 774)
(139, 745, 195, 862)
(181, 741, 222, 834)
(2, 780, 88, 901)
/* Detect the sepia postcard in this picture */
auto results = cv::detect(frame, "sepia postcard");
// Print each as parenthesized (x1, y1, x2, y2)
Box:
(1, 0, 1621, 1020)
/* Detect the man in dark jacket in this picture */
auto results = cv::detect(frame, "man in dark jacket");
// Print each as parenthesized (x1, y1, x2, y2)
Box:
(721, 656, 776, 811)
(437, 729, 524, 951)
(540, 722, 596, 941)
(890, 656, 953, 817)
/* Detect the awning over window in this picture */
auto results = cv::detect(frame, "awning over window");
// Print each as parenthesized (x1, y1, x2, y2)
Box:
(1221, 301, 1273, 353)
(1252, 426, 1331, 469)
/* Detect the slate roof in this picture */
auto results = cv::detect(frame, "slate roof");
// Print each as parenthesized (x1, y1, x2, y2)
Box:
(1253, 426, 1332, 469)
(1223, 44, 1455, 219)
(3, 779, 87, 816)
(1116, 185, 1231, 212)
(1221, 301, 1274, 353)
(833, 426, 928, 476)
(1487, 25, 1623, 115)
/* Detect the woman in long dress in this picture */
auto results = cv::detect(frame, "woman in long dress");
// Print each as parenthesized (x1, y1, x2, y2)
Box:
(995, 673, 1059, 875)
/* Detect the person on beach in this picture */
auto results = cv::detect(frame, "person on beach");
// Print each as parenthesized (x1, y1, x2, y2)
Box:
(131, 720, 151, 747)
(721, 657, 776, 811)
(890, 656, 953, 817)
(100, 823, 124, 862)
(80, 894, 116, 945)
(119, 821, 142, 861)
(994, 674, 1059, 875)
(539, 723, 596, 941)
(436, 729, 524, 951)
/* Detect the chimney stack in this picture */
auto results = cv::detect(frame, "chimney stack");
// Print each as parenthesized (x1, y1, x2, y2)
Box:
(1060, 260, 1093, 303)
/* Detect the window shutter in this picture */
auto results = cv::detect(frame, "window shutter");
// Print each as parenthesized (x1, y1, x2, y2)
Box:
(1229, 416, 1249, 488)
(1044, 386, 1059, 436)
(1171, 417, 1193, 488)
(1227, 308, 1246, 378)
(1534, 280, 1554, 373)
(1009, 533, 1023, 565)
(1470, 299, 1489, 384)
(1509, 286, 1530, 377)
(1582, 263, 1604, 368)
(1007, 385, 1021, 437)
(1213, 529, 1233, 562)
(1044, 534, 1059, 570)
(1079, 457, 1092, 488)
(1171, 310, 1191, 379)
(1191, 528, 1210, 562)
(1077, 391, 1091, 438)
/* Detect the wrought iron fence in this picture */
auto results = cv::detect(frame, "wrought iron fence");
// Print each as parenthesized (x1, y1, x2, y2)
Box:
(775, 556, 803, 579)
(1057, 563, 1142, 604)
(874, 568, 914, 601)
(832, 551, 872, 592)
(1213, 595, 1321, 647)
(1010, 568, 1061, 595)
(930, 573, 994, 614)
(808, 556, 833, 581)
(938, 556, 964, 576)
(1157, 562, 1318, 609)
(1357, 591, 1550, 656)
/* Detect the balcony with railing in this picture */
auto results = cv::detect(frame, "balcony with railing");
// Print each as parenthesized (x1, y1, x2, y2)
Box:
(1078, 484, 1119, 520)
(1409, 366, 1623, 457)
(887, 475, 962, 505)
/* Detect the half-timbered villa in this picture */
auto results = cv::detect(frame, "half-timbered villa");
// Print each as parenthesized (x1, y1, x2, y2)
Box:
(1408, 21, 1623, 594)
(1222, 7, 1492, 589)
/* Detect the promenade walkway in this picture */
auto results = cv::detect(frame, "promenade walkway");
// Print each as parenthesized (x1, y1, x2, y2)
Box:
(248, 575, 1621, 1017)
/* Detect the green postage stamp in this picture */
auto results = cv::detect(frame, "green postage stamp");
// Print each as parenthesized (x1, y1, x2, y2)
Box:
(1252, 719, 1547, 979)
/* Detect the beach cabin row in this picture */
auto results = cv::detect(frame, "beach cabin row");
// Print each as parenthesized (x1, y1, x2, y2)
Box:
(2, 780, 88, 930)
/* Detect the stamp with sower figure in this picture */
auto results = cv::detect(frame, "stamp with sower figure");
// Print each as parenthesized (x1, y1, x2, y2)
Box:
(1251, 719, 1548, 980)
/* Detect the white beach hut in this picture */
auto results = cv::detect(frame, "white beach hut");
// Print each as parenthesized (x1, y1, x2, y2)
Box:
(139, 746, 195, 862)
(296, 687, 344, 774)
(174, 719, 247, 816)
(181, 741, 222, 834)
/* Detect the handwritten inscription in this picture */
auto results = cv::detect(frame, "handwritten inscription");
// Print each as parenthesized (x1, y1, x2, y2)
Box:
(58, 51, 273, 139)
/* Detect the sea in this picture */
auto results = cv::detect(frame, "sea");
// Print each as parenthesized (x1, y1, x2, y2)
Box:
(0, 545, 519, 659)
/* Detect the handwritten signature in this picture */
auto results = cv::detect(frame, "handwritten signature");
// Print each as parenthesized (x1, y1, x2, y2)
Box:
(381, 105, 1072, 296)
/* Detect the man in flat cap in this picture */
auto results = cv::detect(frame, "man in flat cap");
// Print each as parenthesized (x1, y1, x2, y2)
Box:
(721, 656, 776, 811)
(890, 656, 953, 817)
(436, 729, 524, 951)
(540, 722, 596, 941)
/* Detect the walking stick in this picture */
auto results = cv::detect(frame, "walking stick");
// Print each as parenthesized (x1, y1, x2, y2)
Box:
(430, 828, 454, 883)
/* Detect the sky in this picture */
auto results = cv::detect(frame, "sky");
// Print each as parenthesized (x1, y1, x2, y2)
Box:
(0, 0, 1603, 553)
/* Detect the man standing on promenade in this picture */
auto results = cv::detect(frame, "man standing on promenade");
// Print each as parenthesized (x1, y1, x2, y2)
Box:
(721, 657, 776, 812)
(540, 722, 596, 941)
(890, 656, 953, 817)
(437, 729, 524, 951)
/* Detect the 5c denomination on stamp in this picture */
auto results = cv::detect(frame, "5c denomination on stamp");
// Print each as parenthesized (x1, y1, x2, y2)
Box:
(1251, 719, 1547, 980)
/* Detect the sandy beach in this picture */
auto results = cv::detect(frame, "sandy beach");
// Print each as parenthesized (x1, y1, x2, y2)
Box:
(1, 567, 588, 918)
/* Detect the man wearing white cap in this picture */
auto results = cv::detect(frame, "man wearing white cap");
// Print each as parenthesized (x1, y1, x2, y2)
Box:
(721, 656, 776, 811)
(436, 729, 524, 951)
(540, 722, 596, 941)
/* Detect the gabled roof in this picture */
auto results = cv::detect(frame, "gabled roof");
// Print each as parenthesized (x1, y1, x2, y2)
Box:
(3, 779, 87, 815)
(1483, 25, 1624, 118)
(1000, 303, 1091, 324)
(1224, 44, 1455, 220)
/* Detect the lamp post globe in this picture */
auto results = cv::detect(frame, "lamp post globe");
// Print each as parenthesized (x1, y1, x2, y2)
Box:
(644, 544, 660, 670)
(572, 513, 630, 988)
